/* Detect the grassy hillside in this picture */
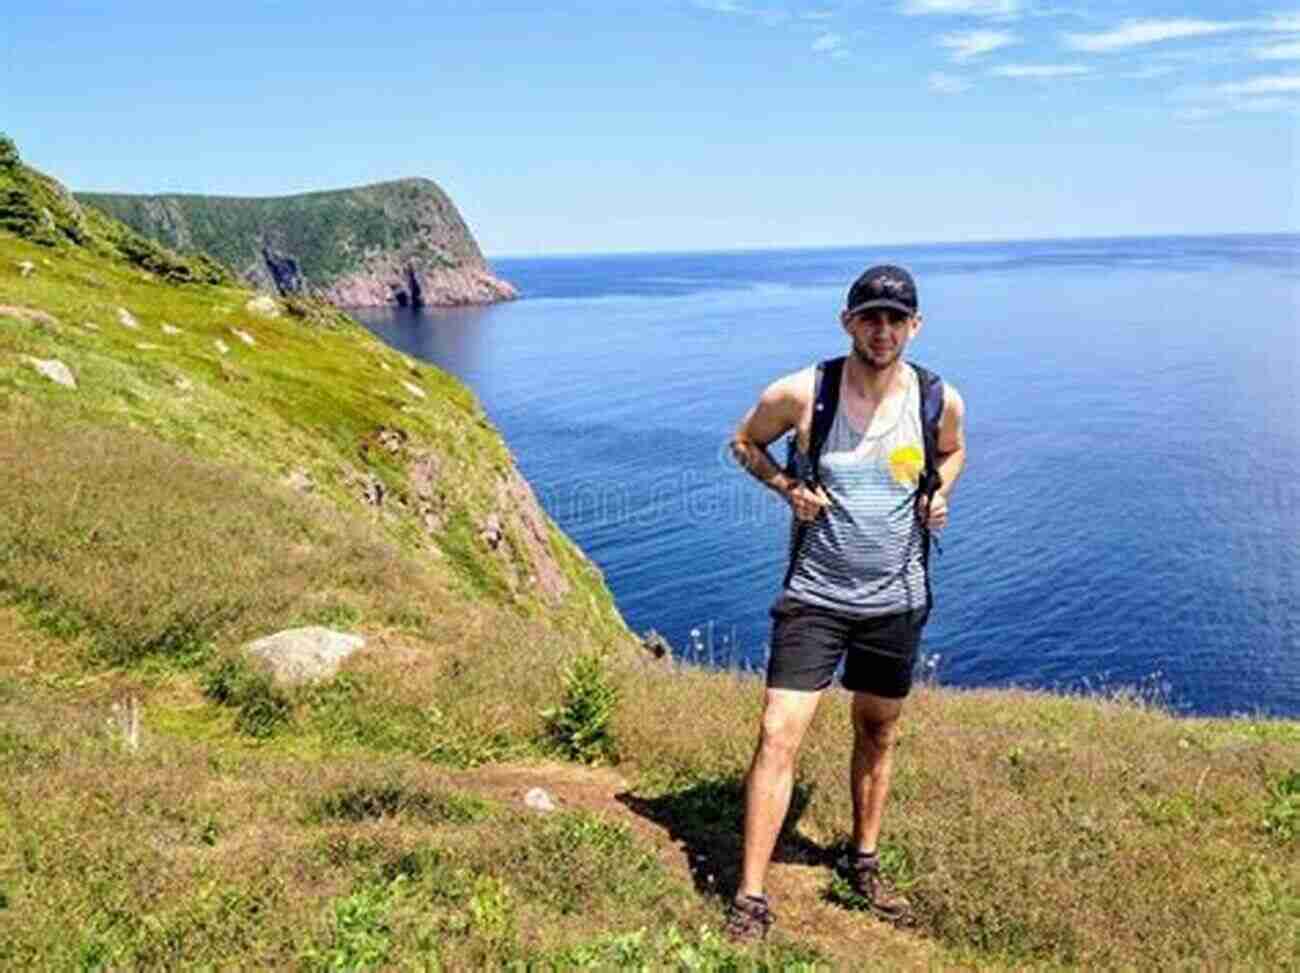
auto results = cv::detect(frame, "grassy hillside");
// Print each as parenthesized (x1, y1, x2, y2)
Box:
(0, 139, 228, 288)
(1, 136, 1297, 970)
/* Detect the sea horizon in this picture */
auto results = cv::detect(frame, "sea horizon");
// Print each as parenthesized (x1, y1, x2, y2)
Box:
(483, 229, 1300, 263)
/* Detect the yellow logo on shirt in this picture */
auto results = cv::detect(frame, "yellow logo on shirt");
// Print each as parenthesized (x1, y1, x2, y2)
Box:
(888, 444, 924, 487)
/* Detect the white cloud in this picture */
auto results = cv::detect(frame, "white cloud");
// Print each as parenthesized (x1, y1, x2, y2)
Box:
(812, 31, 843, 51)
(1215, 73, 1300, 95)
(1177, 95, 1298, 121)
(1174, 106, 1220, 121)
(1268, 13, 1300, 32)
(1123, 65, 1178, 80)
(1174, 71, 1300, 119)
(1255, 40, 1300, 59)
(693, 0, 750, 12)
(939, 29, 1017, 61)
(991, 63, 1091, 77)
(1063, 18, 1249, 53)
(811, 31, 847, 57)
(928, 71, 972, 92)
(900, 0, 1022, 19)
(691, 0, 790, 23)
(1234, 96, 1298, 110)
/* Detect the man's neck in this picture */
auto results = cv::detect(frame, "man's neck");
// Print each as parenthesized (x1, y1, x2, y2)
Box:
(844, 353, 908, 403)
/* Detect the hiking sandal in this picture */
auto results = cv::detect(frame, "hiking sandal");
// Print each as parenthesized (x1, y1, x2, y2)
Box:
(835, 852, 914, 925)
(724, 893, 774, 943)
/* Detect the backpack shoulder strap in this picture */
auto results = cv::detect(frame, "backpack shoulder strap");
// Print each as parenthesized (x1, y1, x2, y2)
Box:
(909, 361, 946, 617)
(781, 355, 844, 590)
(909, 362, 945, 476)
(807, 356, 845, 485)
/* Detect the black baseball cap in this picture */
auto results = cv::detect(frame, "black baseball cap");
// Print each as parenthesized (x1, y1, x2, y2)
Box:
(846, 265, 918, 317)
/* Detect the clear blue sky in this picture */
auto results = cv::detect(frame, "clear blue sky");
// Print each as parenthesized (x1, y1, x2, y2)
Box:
(5, 1, 1298, 255)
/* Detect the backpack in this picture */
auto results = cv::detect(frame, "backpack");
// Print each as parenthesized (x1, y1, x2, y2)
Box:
(781, 356, 946, 616)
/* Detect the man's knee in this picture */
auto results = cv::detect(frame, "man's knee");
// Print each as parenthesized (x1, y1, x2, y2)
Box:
(756, 693, 817, 766)
(853, 716, 898, 754)
(757, 714, 805, 766)
(851, 694, 903, 751)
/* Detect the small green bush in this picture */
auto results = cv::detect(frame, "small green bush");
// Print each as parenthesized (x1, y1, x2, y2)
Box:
(200, 658, 291, 739)
(542, 652, 618, 764)
(1263, 770, 1300, 842)
(310, 783, 489, 825)
(304, 879, 401, 971)
(0, 727, 56, 771)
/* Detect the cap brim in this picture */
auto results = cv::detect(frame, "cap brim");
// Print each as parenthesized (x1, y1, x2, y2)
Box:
(846, 299, 915, 316)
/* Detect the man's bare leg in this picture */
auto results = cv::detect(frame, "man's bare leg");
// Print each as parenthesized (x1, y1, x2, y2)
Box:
(849, 690, 904, 854)
(737, 687, 823, 899)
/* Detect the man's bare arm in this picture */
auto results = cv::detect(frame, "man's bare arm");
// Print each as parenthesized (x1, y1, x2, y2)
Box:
(935, 383, 967, 501)
(729, 374, 804, 498)
(731, 371, 832, 522)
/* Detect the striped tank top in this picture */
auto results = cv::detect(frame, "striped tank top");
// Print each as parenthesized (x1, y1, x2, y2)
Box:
(784, 364, 928, 618)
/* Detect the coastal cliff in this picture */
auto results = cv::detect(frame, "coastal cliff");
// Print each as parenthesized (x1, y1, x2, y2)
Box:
(77, 178, 517, 309)
(0, 129, 622, 649)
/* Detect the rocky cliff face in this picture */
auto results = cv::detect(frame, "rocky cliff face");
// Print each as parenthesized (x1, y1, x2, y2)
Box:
(311, 249, 517, 309)
(77, 178, 517, 309)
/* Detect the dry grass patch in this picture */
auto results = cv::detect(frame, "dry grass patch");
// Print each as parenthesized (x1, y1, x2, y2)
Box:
(609, 666, 1300, 969)
(0, 690, 823, 969)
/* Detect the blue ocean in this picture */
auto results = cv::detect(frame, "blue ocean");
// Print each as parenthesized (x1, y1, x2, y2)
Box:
(354, 235, 1300, 718)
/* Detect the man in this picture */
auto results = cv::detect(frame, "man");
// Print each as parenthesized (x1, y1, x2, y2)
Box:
(725, 265, 967, 941)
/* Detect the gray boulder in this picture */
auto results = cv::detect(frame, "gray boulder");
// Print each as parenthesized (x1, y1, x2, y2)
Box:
(25, 356, 76, 389)
(245, 295, 281, 317)
(242, 626, 364, 686)
(524, 787, 557, 812)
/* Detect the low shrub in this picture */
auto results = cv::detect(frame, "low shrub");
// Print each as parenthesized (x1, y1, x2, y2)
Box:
(542, 652, 618, 764)
(1263, 770, 1300, 842)
(200, 657, 291, 739)
(310, 783, 489, 825)
(303, 878, 401, 971)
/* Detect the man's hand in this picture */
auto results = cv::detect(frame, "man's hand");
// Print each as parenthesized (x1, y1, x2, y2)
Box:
(916, 492, 949, 531)
(786, 480, 832, 522)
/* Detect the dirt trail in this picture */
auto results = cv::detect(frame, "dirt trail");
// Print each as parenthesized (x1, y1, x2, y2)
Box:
(453, 761, 946, 969)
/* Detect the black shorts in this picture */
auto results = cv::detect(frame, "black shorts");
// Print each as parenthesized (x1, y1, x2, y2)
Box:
(766, 594, 927, 698)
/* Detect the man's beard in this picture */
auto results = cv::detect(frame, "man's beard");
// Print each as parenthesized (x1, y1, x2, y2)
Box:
(851, 339, 903, 372)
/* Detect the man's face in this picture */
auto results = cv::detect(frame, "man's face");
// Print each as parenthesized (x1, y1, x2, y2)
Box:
(841, 307, 921, 371)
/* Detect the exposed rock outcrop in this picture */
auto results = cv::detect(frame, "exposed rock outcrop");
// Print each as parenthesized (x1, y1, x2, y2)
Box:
(328, 258, 516, 309)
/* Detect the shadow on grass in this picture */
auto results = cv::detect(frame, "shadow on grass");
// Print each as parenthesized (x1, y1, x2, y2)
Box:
(617, 774, 826, 902)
